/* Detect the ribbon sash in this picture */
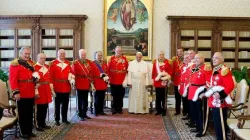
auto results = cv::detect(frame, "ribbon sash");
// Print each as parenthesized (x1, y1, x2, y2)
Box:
(94, 60, 104, 73)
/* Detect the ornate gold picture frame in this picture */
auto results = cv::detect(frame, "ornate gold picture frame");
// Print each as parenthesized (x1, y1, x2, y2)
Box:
(104, 0, 153, 60)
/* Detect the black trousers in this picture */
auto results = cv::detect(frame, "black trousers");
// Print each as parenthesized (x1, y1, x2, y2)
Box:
(189, 100, 194, 123)
(193, 100, 203, 134)
(174, 86, 181, 114)
(77, 89, 89, 118)
(182, 96, 189, 115)
(35, 103, 48, 127)
(212, 107, 228, 140)
(54, 92, 69, 122)
(110, 84, 125, 112)
(94, 90, 106, 114)
(17, 98, 34, 136)
(155, 87, 166, 113)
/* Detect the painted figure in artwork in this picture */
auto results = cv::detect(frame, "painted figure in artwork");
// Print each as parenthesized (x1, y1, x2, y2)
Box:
(108, 8, 119, 23)
(121, 0, 136, 30)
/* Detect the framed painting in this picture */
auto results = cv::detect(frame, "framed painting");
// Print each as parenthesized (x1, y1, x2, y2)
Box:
(104, 0, 154, 60)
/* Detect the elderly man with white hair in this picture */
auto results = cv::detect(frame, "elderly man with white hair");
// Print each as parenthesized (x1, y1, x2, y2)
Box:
(34, 53, 55, 131)
(127, 52, 150, 114)
(152, 51, 173, 116)
(72, 49, 94, 121)
(50, 49, 75, 126)
(202, 52, 234, 140)
(9, 46, 39, 138)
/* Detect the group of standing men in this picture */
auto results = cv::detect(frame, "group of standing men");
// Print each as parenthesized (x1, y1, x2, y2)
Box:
(8, 44, 234, 139)
(173, 48, 234, 139)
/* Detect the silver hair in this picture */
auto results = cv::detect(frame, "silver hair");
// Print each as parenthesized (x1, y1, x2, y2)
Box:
(79, 49, 86, 57)
(136, 52, 143, 56)
(37, 53, 46, 59)
(158, 50, 165, 56)
(94, 51, 102, 59)
(19, 46, 31, 56)
(115, 46, 122, 50)
(215, 52, 224, 62)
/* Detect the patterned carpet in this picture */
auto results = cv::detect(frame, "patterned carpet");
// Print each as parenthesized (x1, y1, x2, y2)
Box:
(165, 107, 216, 140)
(3, 96, 219, 140)
(63, 110, 169, 140)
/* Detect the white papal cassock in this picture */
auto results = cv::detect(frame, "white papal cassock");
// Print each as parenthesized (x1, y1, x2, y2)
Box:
(128, 60, 149, 114)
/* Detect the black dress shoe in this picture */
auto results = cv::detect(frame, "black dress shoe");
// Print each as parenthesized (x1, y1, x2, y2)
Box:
(112, 111, 117, 115)
(20, 134, 29, 139)
(29, 133, 37, 137)
(84, 115, 91, 119)
(190, 129, 199, 133)
(155, 112, 161, 115)
(36, 127, 44, 132)
(174, 113, 180, 116)
(79, 117, 85, 121)
(162, 112, 166, 116)
(62, 120, 70, 124)
(182, 116, 189, 120)
(118, 111, 123, 114)
(99, 112, 107, 115)
(195, 133, 204, 137)
(55, 121, 60, 126)
(42, 125, 51, 129)
(188, 123, 196, 128)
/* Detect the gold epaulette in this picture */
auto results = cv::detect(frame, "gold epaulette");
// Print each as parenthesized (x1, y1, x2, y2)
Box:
(204, 63, 212, 71)
(168, 59, 173, 65)
(152, 59, 156, 64)
(11, 59, 19, 66)
(107, 56, 111, 63)
(172, 56, 177, 61)
(221, 65, 229, 76)
(48, 60, 55, 66)
(72, 60, 77, 64)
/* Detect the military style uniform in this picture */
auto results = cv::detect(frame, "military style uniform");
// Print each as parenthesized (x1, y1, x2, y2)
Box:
(9, 58, 36, 137)
(203, 64, 234, 140)
(188, 63, 212, 136)
(179, 63, 189, 116)
(152, 58, 173, 115)
(49, 59, 73, 123)
(107, 55, 128, 114)
(72, 59, 93, 119)
(172, 56, 183, 114)
(34, 63, 52, 129)
(92, 60, 108, 115)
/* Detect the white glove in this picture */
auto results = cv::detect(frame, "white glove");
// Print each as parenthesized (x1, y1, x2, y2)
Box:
(32, 72, 40, 82)
(103, 76, 109, 82)
(70, 79, 75, 87)
(50, 84, 56, 97)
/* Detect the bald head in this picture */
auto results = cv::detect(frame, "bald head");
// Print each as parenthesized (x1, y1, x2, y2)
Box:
(158, 51, 165, 60)
(57, 49, 66, 61)
(194, 53, 204, 66)
(79, 49, 87, 59)
(212, 52, 224, 66)
(37, 53, 46, 65)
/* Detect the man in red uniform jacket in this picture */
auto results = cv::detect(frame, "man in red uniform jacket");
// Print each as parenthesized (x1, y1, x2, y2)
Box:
(178, 53, 190, 118)
(9, 46, 39, 138)
(92, 51, 108, 116)
(72, 49, 93, 121)
(187, 54, 212, 137)
(107, 46, 128, 114)
(203, 52, 234, 140)
(152, 51, 173, 116)
(183, 49, 196, 124)
(172, 47, 184, 115)
(34, 53, 54, 131)
(50, 49, 75, 125)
